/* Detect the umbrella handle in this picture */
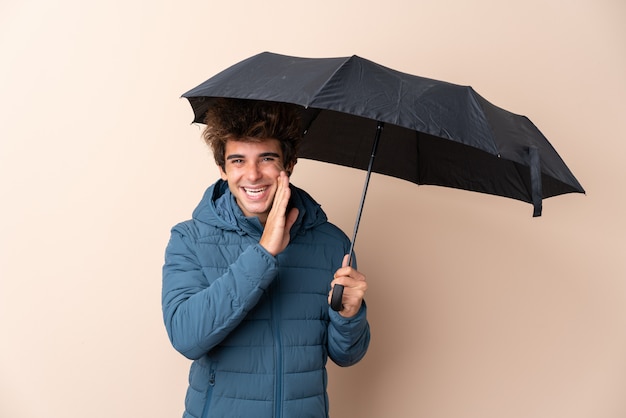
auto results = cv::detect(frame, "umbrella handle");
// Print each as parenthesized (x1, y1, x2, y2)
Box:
(329, 121, 384, 312)
(330, 252, 352, 311)
(330, 284, 344, 311)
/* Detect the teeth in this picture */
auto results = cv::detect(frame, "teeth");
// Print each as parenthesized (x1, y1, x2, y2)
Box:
(244, 187, 266, 195)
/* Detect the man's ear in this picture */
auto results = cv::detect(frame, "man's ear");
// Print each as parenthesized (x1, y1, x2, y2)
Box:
(218, 164, 228, 180)
(285, 159, 297, 177)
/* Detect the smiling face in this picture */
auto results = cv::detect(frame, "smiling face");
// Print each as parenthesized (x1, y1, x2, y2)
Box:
(219, 138, 295, 225)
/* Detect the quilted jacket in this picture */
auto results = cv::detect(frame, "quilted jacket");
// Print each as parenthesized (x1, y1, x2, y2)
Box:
(162, 180, 370, 418)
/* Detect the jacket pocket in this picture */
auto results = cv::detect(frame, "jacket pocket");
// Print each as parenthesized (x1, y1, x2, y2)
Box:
(200, 368, 216, 418)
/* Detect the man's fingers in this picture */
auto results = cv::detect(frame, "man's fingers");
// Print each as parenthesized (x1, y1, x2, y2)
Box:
(259, 171, 294, 256)
(334, 261, 365, 283)
(342, 254, 350, 268)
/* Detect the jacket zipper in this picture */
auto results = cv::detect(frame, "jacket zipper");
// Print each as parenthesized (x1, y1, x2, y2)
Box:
(201, 368, 216, 418)
(271, 284, 283, 418)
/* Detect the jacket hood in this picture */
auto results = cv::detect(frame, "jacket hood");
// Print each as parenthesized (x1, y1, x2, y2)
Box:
(192, 179, 328, 238)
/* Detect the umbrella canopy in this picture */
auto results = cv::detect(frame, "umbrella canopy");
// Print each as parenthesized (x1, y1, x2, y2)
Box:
(184, 52, 584, 217)
(182, 51, 585, 310)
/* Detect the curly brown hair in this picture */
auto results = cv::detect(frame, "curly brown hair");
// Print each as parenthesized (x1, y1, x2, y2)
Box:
(202, 98, 302, 171)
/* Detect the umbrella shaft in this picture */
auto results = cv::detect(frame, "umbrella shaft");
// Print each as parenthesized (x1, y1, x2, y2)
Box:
(348, 121, 384, 265)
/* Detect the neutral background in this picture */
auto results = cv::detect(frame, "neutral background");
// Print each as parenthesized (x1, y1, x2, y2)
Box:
(1, 1, 624, 417)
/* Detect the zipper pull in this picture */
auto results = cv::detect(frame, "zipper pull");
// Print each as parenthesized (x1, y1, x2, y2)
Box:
(209, 370, 216, 386)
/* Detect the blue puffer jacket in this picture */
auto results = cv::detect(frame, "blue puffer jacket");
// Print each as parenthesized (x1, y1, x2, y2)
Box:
(162, 180, 370, 418)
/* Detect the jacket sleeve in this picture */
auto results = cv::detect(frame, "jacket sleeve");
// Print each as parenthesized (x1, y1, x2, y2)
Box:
(162, 223, 278, 360)
(327, 302, 370, 367)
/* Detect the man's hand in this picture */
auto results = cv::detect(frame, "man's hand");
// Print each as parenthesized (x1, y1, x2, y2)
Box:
(259, 171, 299, 256)
(329, 254, 368, 318)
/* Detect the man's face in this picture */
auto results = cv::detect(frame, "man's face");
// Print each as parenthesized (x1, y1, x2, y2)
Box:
(219, 138, 294, 225)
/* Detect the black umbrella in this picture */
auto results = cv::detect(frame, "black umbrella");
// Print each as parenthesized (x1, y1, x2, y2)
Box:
(182, 51, 585, 311)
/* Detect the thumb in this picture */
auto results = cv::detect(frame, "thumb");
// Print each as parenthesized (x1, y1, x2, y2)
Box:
(342, 253, 350, 268)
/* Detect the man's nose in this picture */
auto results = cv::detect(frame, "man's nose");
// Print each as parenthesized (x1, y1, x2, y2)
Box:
(245, 163, 262, 181)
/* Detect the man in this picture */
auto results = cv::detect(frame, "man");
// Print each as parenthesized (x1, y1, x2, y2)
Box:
(162, 98, 370, 418)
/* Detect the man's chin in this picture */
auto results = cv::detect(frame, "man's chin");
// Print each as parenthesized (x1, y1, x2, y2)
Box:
(239, 202, 271, 219)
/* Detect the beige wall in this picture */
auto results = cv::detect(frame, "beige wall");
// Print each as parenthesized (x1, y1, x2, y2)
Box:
(1, 0, 624, 417)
